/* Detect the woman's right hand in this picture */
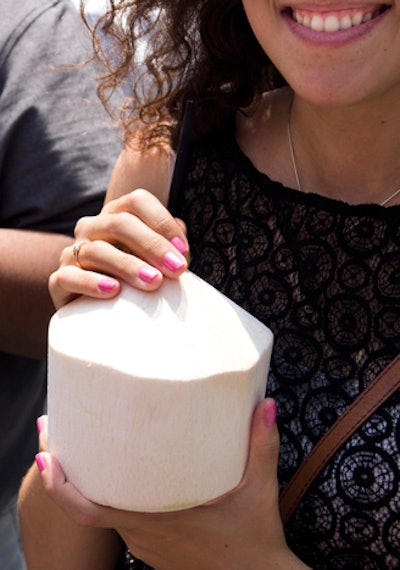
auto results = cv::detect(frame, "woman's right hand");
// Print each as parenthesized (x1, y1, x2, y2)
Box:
(33, 399, 311, 570)
(49, 189, 189, 310)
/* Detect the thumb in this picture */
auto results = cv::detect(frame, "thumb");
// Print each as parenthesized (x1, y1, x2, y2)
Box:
(245, 398, 280, 486)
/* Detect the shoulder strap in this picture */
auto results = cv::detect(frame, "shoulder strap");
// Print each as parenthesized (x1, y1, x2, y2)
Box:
(279, 354, 400, 526)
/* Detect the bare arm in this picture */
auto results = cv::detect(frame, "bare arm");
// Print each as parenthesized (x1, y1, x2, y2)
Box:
(0, 229, 72, 359)
(18, 463, 123, 570)
(106, 145, 171, 204)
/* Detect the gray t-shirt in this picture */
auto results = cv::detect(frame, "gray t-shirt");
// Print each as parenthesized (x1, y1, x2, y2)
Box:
(0, 0, 121, 508)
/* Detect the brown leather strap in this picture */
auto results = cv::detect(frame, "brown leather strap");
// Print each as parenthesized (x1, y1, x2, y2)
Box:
(279, 354, 400, 526)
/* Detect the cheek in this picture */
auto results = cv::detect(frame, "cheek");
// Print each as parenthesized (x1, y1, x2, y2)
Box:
(242, 0, 270, 33)
(241, 0, 283, 58)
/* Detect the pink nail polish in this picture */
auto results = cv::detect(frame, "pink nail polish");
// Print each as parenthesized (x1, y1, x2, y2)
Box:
(264, 400, 277, 428)
(171, 236, 188, 254)
(163, 252, 185, 272)
(36, 417, 43, 434)
(98, 279, 117, 293)
(139, 266, 159, 283)
(35, 453, 46, 473)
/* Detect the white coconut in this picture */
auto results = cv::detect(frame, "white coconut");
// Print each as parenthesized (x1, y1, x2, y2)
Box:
(48, 271, 273, 512)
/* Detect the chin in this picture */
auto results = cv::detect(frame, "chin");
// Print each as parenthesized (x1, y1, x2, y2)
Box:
(285, 73, 375, 108)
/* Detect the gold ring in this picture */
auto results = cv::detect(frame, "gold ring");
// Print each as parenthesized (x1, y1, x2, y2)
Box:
(72, 242, 87, 267)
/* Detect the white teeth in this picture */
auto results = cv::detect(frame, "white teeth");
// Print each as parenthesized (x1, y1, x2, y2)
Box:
(311, 14, 324, 30)
(292, 8, 378, 31)
(324, 14, 340, 31)
(351, 11, 363, 25)
(340, 15, 353, 29)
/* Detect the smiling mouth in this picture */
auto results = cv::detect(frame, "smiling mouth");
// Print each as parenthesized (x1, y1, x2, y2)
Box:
(288, 5, 388, 31)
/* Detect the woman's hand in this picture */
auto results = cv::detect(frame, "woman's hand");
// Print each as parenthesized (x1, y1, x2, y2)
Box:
(35, 399, 310, 570)
(49, 189, 189, 309)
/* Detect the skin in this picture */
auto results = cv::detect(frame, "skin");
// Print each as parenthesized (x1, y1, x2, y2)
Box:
(48, 147, 178, 309)
(19, 135, 311, 569)
(19, 417, 124, 570)
(20, 401, 311, 570)
(0, 230, 72, 359)
(240, 0, 400, 203)
(19, 0, 400, 567)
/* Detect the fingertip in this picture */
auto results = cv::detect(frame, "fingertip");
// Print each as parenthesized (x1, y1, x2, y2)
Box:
(251, 398, 280, 449)
(253, 398, 277, 428)
(263, 398, 277, 429)
(171, 236, 189, 255)
(97, 278, 120, 295)
(163, 251, 187, 273)
(138, 266, 162, 284)
(35, 452, 69, 496)
(36, 417, 44, 435)
(35, 452, 47, 474)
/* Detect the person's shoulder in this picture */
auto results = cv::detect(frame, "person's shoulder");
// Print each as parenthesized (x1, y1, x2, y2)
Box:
(0, 0, 58, 38)
(0, 0, 81, 64)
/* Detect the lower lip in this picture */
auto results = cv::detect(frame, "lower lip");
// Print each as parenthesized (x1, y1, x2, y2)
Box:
(283, 8, 387, 46)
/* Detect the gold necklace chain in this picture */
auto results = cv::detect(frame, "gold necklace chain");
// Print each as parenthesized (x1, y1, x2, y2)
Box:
(287, 100, 400, 207)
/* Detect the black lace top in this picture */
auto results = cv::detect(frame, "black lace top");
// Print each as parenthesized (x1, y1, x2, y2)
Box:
(121, 134, 400, 570)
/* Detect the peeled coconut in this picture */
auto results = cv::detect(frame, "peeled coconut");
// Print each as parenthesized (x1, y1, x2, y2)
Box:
(47, 270, 273, 512)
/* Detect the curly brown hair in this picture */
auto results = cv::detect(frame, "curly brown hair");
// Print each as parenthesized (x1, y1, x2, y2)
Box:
(84, 0, 286, 148)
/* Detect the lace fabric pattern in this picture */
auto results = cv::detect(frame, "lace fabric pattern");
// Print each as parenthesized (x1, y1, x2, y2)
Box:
(122, 135, 400, 570)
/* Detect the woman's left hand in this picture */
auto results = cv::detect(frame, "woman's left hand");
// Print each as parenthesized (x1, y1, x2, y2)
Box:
(35, 399, 309, 570)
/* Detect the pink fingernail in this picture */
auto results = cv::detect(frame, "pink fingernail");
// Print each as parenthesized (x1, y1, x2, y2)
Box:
(163, 252, 185, 272)
(98, 279, 117, 293)
(35, 453, 46, 473)
(139, 266, 159, 283)
(36, 417, 43, 434)
(171, 236, 188, 254)
(263, 400, 277, 428)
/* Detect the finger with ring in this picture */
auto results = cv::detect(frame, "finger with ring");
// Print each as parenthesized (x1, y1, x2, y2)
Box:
(72, 242, 88, 267)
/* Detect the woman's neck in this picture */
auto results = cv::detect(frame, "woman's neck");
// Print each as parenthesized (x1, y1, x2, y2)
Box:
(237, 87, 400, 206)
(288, 92, 400, 205)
